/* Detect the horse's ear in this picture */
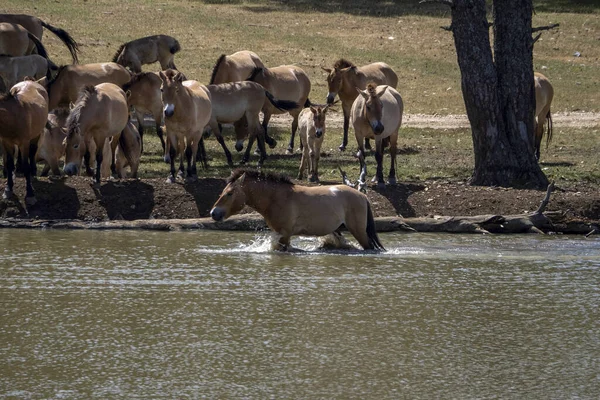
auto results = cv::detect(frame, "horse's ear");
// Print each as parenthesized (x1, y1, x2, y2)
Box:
(238, 172, 247, 185)
(175, 72, 184, 83)
(62, 136, 68, 146)
(321, 67, 332, 74)
(125, 89, 132, 100)
(69, 102, 75, 110)
(357, 87, 369, 99)
(340, 66, 353, 74)
(310, 106, 317, 114)
(37, 77, 47, 88)
(375, 85, 389, 98)
(159, 71, 167, 81)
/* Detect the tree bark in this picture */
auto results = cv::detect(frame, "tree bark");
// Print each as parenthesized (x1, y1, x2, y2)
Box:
(450, 0, 549, 188)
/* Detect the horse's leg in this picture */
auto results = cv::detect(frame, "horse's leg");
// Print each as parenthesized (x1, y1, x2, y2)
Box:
(83, 150, 94, 176)
(308, 137, 317, 183)
(256, 124, 268, 166)
(94, 143, 103, 184)
(184, 142, 195, 181)
(166, 143, 177, 183)
(355, 134, 368, 190)
(40, 163, 50, 177)
(156, 124, 166, 151)
(2, 145, 15, 199)
(346, 214, 374, 250)
(298, 136, 308, 180)
(287, 112, 300, 154)
(261, 111, 276, 149)
(374, 139, 385, 189)
(388, 133, 398, 185)
(274, 234, 292, 252)
(340, 104, 351, 151)
(20, 145, 36, 205)
(214, 125, 233, 167)
(28, 140, 38, 177)
(313, 140, 322, 183)
(135, 109, 145, 153)
(197, 137, 207, 170)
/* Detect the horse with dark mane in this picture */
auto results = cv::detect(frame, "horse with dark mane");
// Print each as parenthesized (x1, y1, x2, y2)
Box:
(113, 35, 180, 73)
(209, 50, 265, 85)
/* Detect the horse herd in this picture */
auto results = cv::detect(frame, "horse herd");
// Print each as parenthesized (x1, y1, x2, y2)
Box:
(0, 13, 555, 250)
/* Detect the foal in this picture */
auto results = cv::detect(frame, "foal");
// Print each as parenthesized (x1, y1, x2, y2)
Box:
(297, 105, 332, 183)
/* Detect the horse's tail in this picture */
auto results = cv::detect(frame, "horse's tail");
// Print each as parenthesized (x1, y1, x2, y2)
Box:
(545, 109, 553, 148)
(27, 32, 50, 61)
(170, 39, 181, 54)
(246, 67, 263, 82)
(40, 20, 80, 64)
(118, 121, 136, 170)
(366, 202, 385, 251)
(265, 90, 298, 112)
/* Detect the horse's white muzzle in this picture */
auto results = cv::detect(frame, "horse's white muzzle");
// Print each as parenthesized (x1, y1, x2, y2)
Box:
(163, 103, 175, 118)
(210, 207, 225, 221)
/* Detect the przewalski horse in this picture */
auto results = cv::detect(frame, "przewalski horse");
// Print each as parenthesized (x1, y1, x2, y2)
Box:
(36, 107, 69, 176)
(534, 72, 554, 160)
(0, 22, 53, 62)
(0, 54, 55, 88)
(0, 13, 80, 63)
(323, 58, 398, 151)
(114, 120, 142, 179)
(247, 65, 312, 153)
(209, 50, 265, 85)
(0, 79, 49, 205)
(113, 35, 180, 73)
(159, 69, 211, 183)
(63, 83, 130, 184)
(122, 71, 164, 151)
(41, 62, 131, 111)
(297, 104, 334, 183)
(210, 169, 385, 252)
(204, 81, 299, 166)
(351, 83, 404, 191)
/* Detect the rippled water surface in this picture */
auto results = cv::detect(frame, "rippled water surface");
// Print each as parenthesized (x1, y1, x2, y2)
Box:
(1, 230, 599, 399)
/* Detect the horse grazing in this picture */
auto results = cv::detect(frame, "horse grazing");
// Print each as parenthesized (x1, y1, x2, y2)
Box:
(247, 65, 312, 153)
(36, 108, 69, 176)
(210, 169, 385, 251)
(534, 72, 554, 160)
(0, 14, 79, 63)
(159, 69, 211, 183)
(0, 54, 55, 88)
(63, 83, 130, 183)
(114, 120, 142, 179)
(352, 83, 404, 190)
(0, 79, 48, 205)
(0, 22, 52, 61)
(209, 50, 265, 85)
(113, 35, 180, 73)
(122, 72, 164, 151)
(323, 59, 398, 151)
(42, 62, 131, 111)
(297, 104, 333, 183)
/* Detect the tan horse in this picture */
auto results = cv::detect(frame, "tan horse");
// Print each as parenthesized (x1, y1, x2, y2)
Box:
(0, 79, 48, 205)
(210, 169, 385, 251)
(36, 108, 69, 176)
(113, 35, 180, 73)
(209, 50, 265, 84)
(122, 72, 165, 150)
(41, 62, 131, 111)
(204, 81, 299, 166)
(534, 72, 554, 160)
(114, 120, 141, 178)
(0, 22, 51, 60)
(352, 83, 404, 190)
(247, 65, 312, 153)
(159, 69, 211, 183)
(63, 83, 130, 183)
(0, 54, 54, 88)
(297, 104, 333, 183)
(0, 14, 79, 63)
(323, 58, 398, 151)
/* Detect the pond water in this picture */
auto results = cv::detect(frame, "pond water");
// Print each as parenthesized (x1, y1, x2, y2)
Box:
(1, 230, 599, 399)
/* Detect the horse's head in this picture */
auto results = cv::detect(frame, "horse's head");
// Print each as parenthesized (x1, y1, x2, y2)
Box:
(323, 66, 343, 104)
(358, 84, 388, 135)
(310, 105, 330, 139)
(159, 69, 185, 118)
(210, 172, 248, 221)
(63, 122, 83, 176)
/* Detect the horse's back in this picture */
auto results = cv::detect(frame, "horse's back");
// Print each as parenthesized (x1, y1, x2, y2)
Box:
(263, 65, 311, 104)
(3, 80, 48, 142)
(0, 14, 43, 39)
(94, 82, 129, 133)
(207, 81, 263, 121)
(0, 22, 31, 56)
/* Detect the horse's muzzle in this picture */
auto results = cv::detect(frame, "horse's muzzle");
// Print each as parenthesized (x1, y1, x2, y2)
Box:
(163, 103, 175, 118)
(315, 129, 324, 139)
(326, 93, 336, 105)
(235, 140, 244, 152)
(210, 207, 225, 221)
(372, 122, 384, 135)
(63, 163, 78, 176)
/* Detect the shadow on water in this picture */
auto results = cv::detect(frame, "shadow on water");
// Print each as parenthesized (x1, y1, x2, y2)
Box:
(96, 180, 155, 220)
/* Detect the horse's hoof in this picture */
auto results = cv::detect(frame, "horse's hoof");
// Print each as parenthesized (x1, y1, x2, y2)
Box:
(338, 144, 346, 151)
(388, 177, 397, 185)
(165, 176, 176, 184)
(286, 148, 294, 155)
(376, 182, 386, 190)
(25, 196, 37, 207)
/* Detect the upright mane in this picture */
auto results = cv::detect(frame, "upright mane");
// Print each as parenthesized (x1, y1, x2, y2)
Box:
(246, 67, 263, 82)
(66, 85, 97, 138)
(46, 65, 68, 92)
(209, 54, 227, 85)
(333, 58, 355, 69)
(122, 72, 152, 91)
(228, 168, 294, 185)
(366, 82, 378, 96)
(111, 43, 127, 62)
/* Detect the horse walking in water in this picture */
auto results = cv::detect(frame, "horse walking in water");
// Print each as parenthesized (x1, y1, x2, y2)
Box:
(41, 62, 131, 111)
(247, 65, 311, 153)
(209, 50, 265, 84)
(0, 54, 55, 88)
(63, 83, 130, 184)
(0, 79, 48, 205)
(534, 72, 554, 160)
(122, 72, 164, 151)
(113, 35, 180, 73)
(323, 59, 398, 151)
(211, 169, 385, 251)
(159, 69, 211, 183)
(297, 104, 333, 183)
(352, 83, 404, 190)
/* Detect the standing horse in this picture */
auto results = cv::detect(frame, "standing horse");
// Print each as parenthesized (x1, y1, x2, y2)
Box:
(352, 83, 404, 190)
(210, 169, 385, 251)
(297, 104, 333, 183)
(247, 65, 311, 153)
(0, 79, 48, 205)
(41, 62, 131, 111)
(323, 59, 398, 151)
(0, 22, 52, 60)
(122, 72, 164, 151)
(0, 13, 79, 63)
(0, 54, 55, 88)
(113, 35, 180, 73)
(114, 120, 142, 179)
(209, 50, 265, 85)
(159, 69, 211, 183)
(63, 83, 130, 183)
(534, 72, 554, 160)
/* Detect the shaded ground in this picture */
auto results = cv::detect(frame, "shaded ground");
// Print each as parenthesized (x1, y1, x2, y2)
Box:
(1, 176, 598, 224)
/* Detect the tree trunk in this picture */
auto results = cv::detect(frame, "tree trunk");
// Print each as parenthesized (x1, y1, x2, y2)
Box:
(450, 0, 549, 188)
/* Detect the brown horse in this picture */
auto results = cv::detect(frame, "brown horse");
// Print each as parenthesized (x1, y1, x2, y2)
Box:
(210, 169, 385, 251)
(204, 81, 299, 166)
(297, 104, 333, 183)
(114, 120, 142, 179)
(36, 108, 69, 176)
(159, 69, 211, 183)
(0, 54, 54, 88)
(352, 83, 404, 190)
(0, 14, 79, 63)
(122, 72, 164, 151)
(63, 83, 130, 183)
(534, 72, 554, 160)
(0, 79, 48, 205)
(209, 50, 265, 85)
(113, 35, 180, 73)
(0, 22, 51, 60)
(41, 62, 131, 111)
(247, 65, 312, 153)
(323, 58, 398, 151)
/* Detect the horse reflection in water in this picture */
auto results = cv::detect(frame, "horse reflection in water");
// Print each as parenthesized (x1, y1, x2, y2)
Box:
(210, 169, 385, 252)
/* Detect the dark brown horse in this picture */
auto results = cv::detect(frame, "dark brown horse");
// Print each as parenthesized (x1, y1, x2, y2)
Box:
(113, 35, 180, 73)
